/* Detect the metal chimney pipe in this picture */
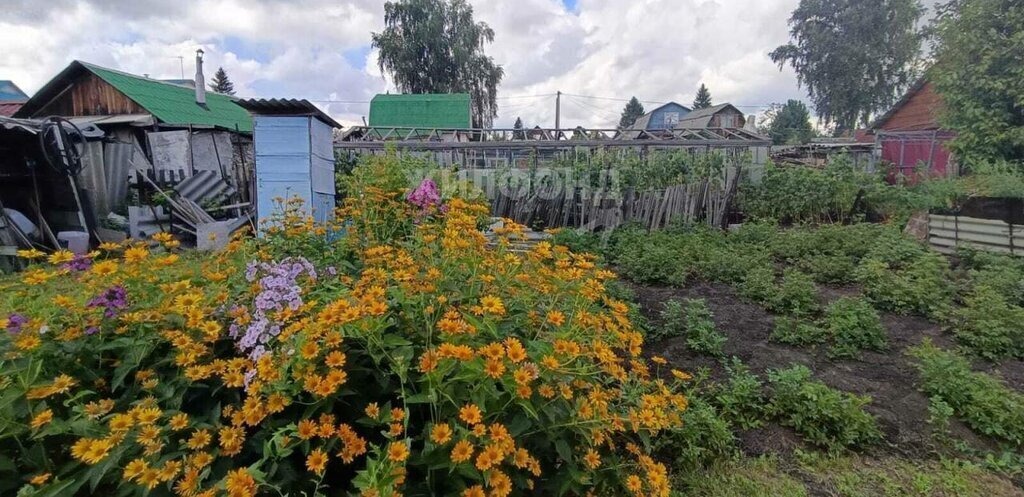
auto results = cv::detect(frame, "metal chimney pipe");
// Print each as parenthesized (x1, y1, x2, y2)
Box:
(195, 49, 206, 105)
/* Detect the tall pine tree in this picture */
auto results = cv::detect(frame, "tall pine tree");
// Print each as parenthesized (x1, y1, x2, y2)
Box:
(693, 84, 712, 109)
(760, 100, 816, 145)
(513, 116, 525, 139)
(618, 97, 645, 129)
(209, 67, 235, 95)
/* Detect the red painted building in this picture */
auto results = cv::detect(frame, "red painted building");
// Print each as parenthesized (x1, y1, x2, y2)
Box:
(869, 79, 956, 178)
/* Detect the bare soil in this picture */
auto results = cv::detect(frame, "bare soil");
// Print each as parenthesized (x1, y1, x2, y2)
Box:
(631, 281, 1024, 459)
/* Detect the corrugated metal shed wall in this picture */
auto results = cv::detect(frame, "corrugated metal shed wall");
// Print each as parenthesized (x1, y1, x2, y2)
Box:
(254, 116, 336, 232)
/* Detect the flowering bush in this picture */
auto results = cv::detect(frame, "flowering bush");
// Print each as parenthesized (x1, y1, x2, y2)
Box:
(0, 158, 688, 497)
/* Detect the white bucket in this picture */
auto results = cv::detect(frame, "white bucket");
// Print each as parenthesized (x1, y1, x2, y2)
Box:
(57, 231, 90, 255)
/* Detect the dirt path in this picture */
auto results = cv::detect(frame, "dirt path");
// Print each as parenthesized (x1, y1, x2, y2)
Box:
(630, 281, 1018, 459)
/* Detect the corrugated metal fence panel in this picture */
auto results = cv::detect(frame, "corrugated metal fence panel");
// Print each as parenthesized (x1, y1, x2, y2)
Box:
(928, 214, 1021, 255)
(255, 116, 312, 231)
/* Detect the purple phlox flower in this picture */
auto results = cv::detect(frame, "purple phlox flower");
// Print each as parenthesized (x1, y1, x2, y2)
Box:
(87, 285, 129, 319)
(407, 178, 443, 216)
(6, 313, 28, 334)
(61, 255, 93, 272)
(234, 257, 316, 373)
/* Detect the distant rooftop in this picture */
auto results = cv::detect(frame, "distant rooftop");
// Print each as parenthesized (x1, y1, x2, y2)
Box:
(369, 93, 472, 129)
(16, 61, 252, 133)
(0, 80, 28, 102)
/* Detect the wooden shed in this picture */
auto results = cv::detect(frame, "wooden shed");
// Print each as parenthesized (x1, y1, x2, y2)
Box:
(238, 99, 341, 231)
(869, 79, 955, 178)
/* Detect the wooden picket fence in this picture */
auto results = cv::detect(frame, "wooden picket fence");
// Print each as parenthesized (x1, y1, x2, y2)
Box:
(491, 169, 740, 231)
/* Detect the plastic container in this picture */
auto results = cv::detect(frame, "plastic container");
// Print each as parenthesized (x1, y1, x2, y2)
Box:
(57, 231, 90, 255)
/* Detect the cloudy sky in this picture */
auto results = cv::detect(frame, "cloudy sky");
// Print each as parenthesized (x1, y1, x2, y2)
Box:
(1, 0, 876, 128)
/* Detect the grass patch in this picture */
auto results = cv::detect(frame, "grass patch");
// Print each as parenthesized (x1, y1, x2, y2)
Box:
(675, 453, 1023, 497)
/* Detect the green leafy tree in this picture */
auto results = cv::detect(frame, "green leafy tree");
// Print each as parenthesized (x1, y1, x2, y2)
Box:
(372, 0, 504, 127)
(693, 84, 713, 110)
(931, 0, 1024, 165)
(209, 67, 235, 95)
(770, 0, 924, 133)
(618, 96, 645, 129)
(761, 100, 816, 145)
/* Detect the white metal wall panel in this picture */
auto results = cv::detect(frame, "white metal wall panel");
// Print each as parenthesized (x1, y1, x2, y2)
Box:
(928, 214, 1021, 256)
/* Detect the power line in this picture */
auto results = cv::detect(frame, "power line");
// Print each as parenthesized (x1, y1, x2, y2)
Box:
(563, 92, 776, 109)
(496, 93, 557, 100)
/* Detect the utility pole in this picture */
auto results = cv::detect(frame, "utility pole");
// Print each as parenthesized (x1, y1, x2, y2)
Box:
(555, 90, 561, 131)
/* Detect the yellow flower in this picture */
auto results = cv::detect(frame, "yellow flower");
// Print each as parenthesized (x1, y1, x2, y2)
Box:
(123, 246, 149, 264)
(626, 474, 643, 494)
(483, 358, 506, 379)
(14, 333, 41, 351)
(224, 468, 257, 497)
(451, 440, 474, 463)
(671, 369, 692, 381)
(22, 269, 55, 285)
(300, 341, 320, 360)
(17, 249, 45, 259)
(109, 413, 134, 432)
(430, 423, 453, 445)
(186, 429, 212, 449)
(30, 409, 53, 429)
(583, 448, 601, 469)
(29, 473, 51, 486)
(137, 468, 161, 489)
(90, 260, 118, 276)
(169, 413, 189, 430)
(387, 441, 409, 462)
(546, 310, 566, 327)
(47, 250, 75, 265)
(364, 402, 380, 420)
(306, 448, 328, 474)
(459, 404, 482, 425)
(462, 485, 485, 497)
(70, 437, 114, 464)
(651, 356, 667, 365)
(325, 351, 347, 368)
(123, 458, 148, 481)
(297, 419, 318, 439)
(479, 295, 506, 316)
(98, 242, 122, 251)
(133, 407, 161, 425)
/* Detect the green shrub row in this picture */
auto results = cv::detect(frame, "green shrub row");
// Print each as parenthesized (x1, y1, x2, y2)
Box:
(766, 365, 882, 451)
(909, 341, 1024, 447)
(770, 297, 888, 359)
(655, 298, 727, 356)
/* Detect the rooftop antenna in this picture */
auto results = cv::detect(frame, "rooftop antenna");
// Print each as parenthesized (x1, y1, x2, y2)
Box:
(174, 56, 185, 79)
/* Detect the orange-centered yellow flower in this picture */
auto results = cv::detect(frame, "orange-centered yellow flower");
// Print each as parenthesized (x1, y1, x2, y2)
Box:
(459, 404, 482, 425)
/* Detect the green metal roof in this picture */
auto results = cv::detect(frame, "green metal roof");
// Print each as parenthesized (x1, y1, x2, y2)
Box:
(83, 62, 253, 133)
(369, 93, 472, 129)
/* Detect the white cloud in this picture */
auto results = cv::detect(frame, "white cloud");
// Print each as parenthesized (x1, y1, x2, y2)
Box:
(0, 0, 814, 128)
